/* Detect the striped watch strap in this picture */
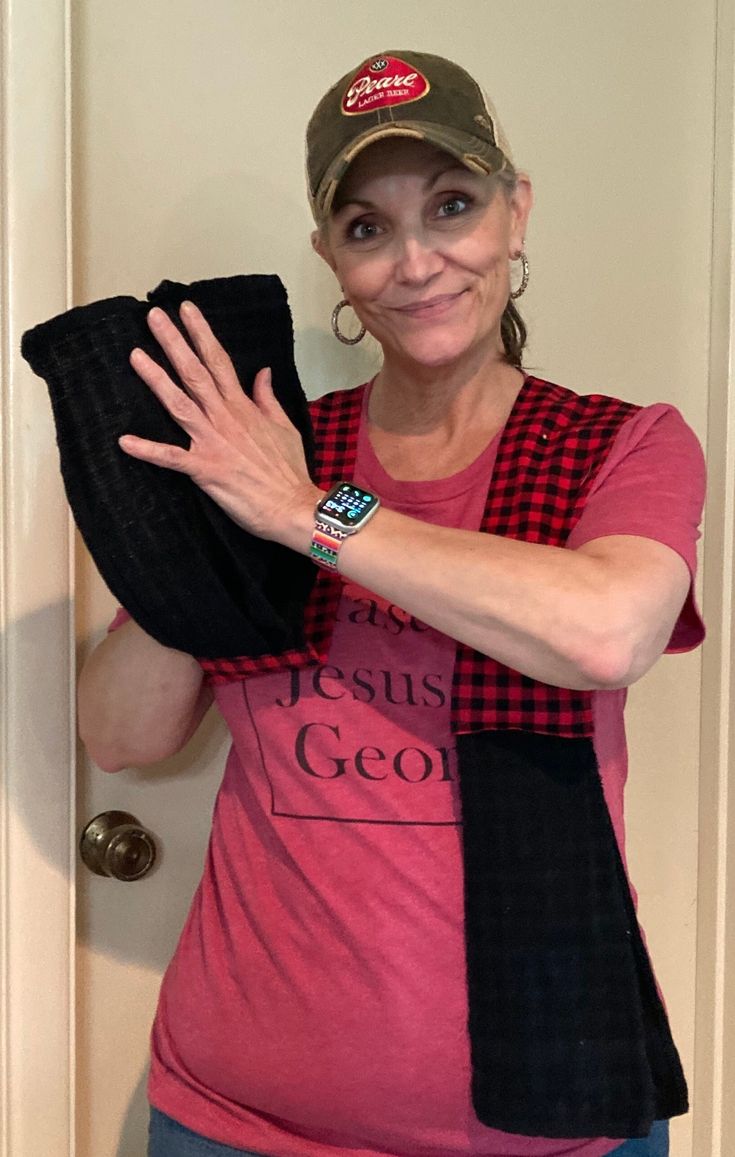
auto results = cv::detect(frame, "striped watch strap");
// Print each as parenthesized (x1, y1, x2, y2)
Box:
(310, 518, 350, 571)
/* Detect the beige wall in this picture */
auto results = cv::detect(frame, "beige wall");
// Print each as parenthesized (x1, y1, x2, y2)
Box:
(67, 3, 718, 1155)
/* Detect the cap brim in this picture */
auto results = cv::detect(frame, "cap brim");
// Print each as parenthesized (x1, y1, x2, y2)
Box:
(312, 121, 509, 221)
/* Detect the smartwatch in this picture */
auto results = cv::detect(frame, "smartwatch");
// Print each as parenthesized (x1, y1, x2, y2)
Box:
(310, 482, 381, 571)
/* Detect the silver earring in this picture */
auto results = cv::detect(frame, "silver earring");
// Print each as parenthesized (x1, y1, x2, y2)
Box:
(509, 250, 530, 300)
(331, 299, 366, 345)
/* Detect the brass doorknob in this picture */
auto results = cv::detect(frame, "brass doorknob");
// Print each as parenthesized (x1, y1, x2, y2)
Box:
(80, 810, 157, 881)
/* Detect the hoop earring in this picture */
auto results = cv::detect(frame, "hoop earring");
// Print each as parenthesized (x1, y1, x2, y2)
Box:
(331, 299, 366, 345)
(509, 251, 530, 300)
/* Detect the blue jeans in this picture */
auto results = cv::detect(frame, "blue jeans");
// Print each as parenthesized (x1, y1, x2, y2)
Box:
(608, 1120, 670, 1155)
(148, 1108, 670, 1156)
(148, 1109, 265, 1156)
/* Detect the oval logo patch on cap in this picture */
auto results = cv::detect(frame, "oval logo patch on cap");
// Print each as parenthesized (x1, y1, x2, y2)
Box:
(342, 55, 430, 116)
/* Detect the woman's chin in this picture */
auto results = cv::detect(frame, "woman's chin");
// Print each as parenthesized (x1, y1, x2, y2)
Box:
(389, 333, 489, 372)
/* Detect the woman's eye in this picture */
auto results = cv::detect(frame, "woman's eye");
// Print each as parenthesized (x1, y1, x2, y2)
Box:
(437, 196, 470, 218)
(348, 220, 381, 241)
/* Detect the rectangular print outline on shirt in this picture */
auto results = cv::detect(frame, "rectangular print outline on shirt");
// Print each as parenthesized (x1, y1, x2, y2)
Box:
(239, 591, 463, 827)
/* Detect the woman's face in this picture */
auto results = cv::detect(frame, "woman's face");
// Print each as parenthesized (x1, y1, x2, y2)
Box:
(313, 138, 532, 372)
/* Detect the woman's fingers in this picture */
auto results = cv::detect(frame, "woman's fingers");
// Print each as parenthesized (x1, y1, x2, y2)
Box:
(145, 306, 235, 416)
(128, 347, 206, 431)
(251, 367, 295, 429)
(144, 306, 289, 437)
(175, 301, 251, 406)
(118, 432, 191, 472)
(146, 308, 208, 398)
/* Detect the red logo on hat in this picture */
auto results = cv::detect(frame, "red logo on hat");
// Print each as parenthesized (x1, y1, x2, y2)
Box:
(342, 55, 430, 116)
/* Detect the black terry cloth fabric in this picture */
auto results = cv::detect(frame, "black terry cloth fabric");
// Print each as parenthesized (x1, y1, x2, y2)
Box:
(456, 728, 688, 1139)
(21, 275, 316, 658)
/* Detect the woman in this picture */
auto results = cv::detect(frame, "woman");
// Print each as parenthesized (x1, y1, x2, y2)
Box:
(79, 50, 704, 1157)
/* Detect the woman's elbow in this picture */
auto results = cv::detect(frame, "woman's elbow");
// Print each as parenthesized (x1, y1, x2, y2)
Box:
(78, 685, 213, 772)
(78, 728, 177, 773)
(572, 624, 663, 690)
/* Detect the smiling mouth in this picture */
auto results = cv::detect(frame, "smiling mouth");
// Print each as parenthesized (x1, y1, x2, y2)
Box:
(393, 291, 466, 317)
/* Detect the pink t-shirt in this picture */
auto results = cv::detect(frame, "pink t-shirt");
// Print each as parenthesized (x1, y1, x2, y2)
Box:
(111, 393, 705, 1157)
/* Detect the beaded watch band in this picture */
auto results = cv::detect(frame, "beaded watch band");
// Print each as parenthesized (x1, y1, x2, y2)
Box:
(310, 518, 350, 571)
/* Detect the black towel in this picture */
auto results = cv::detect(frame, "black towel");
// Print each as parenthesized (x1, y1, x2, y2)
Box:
(456, 728, 688, 1138)
(21, 274, 316, 659)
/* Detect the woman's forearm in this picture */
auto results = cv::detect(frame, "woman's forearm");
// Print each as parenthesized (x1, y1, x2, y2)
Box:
(328, 507, 689, 690)
(77, 618, 213, 772)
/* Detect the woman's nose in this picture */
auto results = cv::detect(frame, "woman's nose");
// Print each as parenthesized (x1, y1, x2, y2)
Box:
(394, 233, 443, 284)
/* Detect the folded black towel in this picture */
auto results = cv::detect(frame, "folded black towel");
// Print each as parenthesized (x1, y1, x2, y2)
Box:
(457, 728, 688, 1138)
(21, 274, 316, 658)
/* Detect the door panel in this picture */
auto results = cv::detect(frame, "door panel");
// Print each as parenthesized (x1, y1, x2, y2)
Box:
(72, 4, 715, 1154)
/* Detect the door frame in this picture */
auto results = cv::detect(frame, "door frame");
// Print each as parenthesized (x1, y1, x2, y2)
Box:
(0, 1, 76, 1155)
(1, 2, 733, 1154)
(692, 0, 735, 1152)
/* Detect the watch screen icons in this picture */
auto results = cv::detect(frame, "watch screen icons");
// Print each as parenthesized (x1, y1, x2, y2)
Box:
(320, 483, 380, 529)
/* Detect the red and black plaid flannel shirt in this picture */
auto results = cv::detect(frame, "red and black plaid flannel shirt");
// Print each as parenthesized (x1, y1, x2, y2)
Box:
(200, 375, 638, 737)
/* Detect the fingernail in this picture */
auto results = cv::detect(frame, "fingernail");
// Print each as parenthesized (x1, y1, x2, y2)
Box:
(148, 307, 164, 325)
(180, 300, 195, 316)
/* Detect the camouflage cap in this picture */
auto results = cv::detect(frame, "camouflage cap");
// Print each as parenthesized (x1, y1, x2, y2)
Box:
(306, 50, 514, 222)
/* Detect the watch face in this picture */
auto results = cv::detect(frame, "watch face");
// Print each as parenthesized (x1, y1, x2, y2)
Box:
(320, 484, 378, 529)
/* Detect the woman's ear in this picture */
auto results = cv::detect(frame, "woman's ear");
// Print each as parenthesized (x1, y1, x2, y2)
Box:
(509, 174, 534, 254)
(311, 228, 337, 273)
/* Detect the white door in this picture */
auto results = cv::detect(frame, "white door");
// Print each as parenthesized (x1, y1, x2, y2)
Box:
(2, 2, 734, 1156)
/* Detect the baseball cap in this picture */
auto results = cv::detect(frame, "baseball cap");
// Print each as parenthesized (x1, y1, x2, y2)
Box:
(306, 50, 514, 222)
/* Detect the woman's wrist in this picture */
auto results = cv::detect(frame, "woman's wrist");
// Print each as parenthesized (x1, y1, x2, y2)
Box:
(274, 483, 326, 554)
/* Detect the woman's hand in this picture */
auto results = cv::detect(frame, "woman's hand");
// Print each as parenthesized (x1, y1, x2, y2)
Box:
(119, 301, 322, 551)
